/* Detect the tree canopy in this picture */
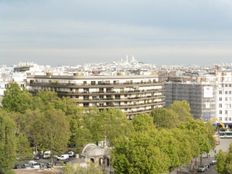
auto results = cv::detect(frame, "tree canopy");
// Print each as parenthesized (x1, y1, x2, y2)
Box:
(0, 110, 16, 174)
(1, 83, 215, 174)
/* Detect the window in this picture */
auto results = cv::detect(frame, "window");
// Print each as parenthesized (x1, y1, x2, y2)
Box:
(225, 91, 228, 94)
(84, 96, 89, 100)
(99, 88, 104, 93)
(225, 110, 228, 114)
(219, 117, 222, 121)
(219, 97, 222, 101)
(219, 110, 222, 114)
(219, 104, 222, 108)
(219, 90, 222, 94)
(83, 103, 89, 107)
(115, 95, 120, 99)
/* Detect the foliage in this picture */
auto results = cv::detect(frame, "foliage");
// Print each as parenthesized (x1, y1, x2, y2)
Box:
(112, 131, 170, 174)
(2, 83, 32, 113)
(179, 119, 214, 154)
(0, 110, 16, 174)
(112, 101, 215, 174)
(132, 114, 154, 132)
(89, 109, 132, 145)
(151, 108, 178, 128)
(216, 144, 232, 174)
(1, 85, 215, 174)
(63, 163, 104, 174)
(16, 134, 32, 160)
(168, 100, 192, 122)
(29, 109, 70, 154)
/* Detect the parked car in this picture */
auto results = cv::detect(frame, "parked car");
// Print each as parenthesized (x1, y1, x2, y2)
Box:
(55, 154, 69, 161)
(67, 151, 75, 157)
(210, 159, 217, 165)
(197, 164, 208, 172)
(43, 150, 51, 159)
(28, 160, 40, 169)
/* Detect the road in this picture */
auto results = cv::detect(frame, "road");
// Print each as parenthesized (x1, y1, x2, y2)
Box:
(171, 137, 232, 174)
(201, 138, 232, 174)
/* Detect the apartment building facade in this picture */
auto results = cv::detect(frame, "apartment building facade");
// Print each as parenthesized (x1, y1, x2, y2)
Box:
(27, 74, 165, 118)
(165, 75, 217, 121)
(216, 70, 232, 124)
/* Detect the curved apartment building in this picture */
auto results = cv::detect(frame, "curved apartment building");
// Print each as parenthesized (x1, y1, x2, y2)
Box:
(27, 74, 164, 118)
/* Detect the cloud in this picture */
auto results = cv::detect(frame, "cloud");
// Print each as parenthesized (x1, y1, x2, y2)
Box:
(1, 0, 232, 65)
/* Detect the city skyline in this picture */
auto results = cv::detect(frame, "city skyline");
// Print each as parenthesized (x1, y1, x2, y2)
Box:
(1, 0, 232, 66)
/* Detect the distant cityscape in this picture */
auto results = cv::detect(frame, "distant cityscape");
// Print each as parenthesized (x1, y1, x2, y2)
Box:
(1, 57, 232, 125)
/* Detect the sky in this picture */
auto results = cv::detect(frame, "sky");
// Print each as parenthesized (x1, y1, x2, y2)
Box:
(1, 0, 232, 66)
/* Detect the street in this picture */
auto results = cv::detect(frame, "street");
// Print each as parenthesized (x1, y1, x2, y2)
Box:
(171, 137, 232, 174)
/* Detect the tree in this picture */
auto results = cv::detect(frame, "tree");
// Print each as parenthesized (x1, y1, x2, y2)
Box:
(2, 83, 32, 113)
(28, 109, 70, 154)
(32, 91, 61, 111)
(216, 144, 232, 174)
(63, 163, 104, 174)
(132, 114, 154, 132)
(112, 131, 170, 174)
(88, 109, 132, 145)
(216, 150, 227, 174)
(179, 119, 213, 154)
(168, 100, 192, 122)
(16, 134, 32, 160)
(151, 108, 179, 128)
(152, 129, 181, 171)
(0, 110, 16, 174)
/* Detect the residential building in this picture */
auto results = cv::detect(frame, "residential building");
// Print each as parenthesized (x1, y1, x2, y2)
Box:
(165, 74, 217, 121)
(27, 73, 165, 118)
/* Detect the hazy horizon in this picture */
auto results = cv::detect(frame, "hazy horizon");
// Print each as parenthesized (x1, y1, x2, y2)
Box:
(1, 0, 232, 66)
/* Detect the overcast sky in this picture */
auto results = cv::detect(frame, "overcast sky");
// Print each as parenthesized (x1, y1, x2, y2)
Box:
(1, 0, 232, 66)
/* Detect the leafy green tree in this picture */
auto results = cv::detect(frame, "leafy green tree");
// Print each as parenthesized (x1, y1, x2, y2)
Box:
(216, 150, 227, 174)
(179, 119, 213, 154)
(63, 163, 104, 174)
(32, 91, 61, 110)
(0, 110, 16, 174)
(171, 128, 198, 165)
(132, 114, 154, 132)
(28, 109, 70, 154)
(168, 100, 192, 122)
(216, 144, 232, 174)
(112, 131, 170, 174)
(2, 83, 32, 113)
(152, 129, 181, 171)
(89, 109, 132, 145)
(16, 134, 32, 160)
(151, 108, 179, 128)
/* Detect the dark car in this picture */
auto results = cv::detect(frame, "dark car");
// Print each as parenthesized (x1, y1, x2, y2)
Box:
(14, 164, 23, 169)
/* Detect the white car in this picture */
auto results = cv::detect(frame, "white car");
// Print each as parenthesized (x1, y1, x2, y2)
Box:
(56, 154, 69, 161)
(28, 160, 40, 169)
(43, 150, 51, 159)
(67, 151, 75, 157)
